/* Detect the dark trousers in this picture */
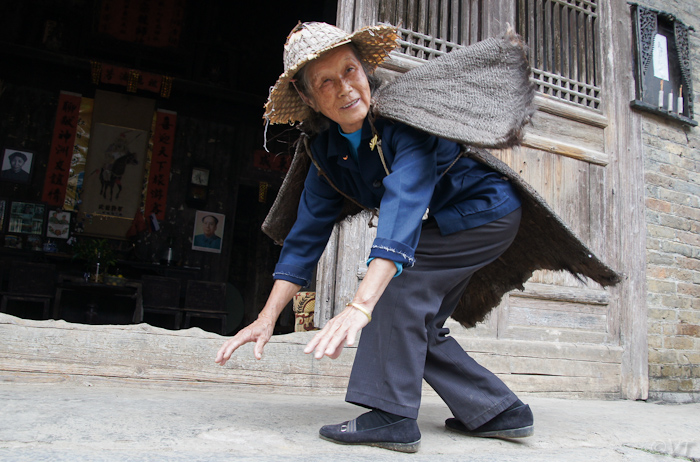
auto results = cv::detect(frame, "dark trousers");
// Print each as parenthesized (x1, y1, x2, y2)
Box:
(345, 208, 522, 429)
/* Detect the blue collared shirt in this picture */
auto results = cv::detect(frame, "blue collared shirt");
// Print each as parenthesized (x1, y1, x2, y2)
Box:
(273, 118, 521, 287)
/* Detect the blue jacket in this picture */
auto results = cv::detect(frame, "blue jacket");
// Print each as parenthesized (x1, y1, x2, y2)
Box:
(193, 233, 221, 249)
(273, 118, 521, 287)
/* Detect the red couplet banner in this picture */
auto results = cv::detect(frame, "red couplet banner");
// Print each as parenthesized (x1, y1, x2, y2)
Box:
(42, 91, 82, 207)
(144, 110, 177, 220)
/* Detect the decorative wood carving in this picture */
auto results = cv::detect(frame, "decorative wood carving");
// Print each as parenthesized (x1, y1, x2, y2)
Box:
(630, 3, 696, 126)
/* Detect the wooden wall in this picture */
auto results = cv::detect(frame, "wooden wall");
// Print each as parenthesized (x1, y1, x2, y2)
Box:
(322, 0, 649, 399)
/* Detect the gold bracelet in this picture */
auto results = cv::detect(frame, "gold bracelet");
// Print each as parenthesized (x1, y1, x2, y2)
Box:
(347, 302, 372, 323)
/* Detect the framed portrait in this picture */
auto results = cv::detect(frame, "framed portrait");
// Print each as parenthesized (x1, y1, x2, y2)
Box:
(46, 210, 71, 239)
(8, 201, 46, 235)
(192, 210, 225, 254)
(1, 148, 34, 184)
(0, 198, 6, 232)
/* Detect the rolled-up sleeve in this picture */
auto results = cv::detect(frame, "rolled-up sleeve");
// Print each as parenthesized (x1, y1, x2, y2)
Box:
(368, 125, 438, 267)
(273, 162, 343, 287)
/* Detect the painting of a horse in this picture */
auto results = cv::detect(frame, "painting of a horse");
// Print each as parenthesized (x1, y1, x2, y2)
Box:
(99, 151, 138, 201)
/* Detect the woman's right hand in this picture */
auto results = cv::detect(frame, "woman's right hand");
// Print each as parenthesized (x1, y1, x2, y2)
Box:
(215, 279, 301, 365)
(215, 314, 275, 364)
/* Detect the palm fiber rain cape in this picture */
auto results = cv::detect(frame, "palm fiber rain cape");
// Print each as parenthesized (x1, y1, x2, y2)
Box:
(262, 29, 620, 328)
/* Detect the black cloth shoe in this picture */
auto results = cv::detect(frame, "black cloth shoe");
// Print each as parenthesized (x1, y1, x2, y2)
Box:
(445, 401, 534, 439)
(319, 412, 421, 453)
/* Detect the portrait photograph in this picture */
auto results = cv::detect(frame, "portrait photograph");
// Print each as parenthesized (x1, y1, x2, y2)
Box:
(47, 210, 71, 239)
(1, 149, 34, 184)
(192, 210, 225, 254)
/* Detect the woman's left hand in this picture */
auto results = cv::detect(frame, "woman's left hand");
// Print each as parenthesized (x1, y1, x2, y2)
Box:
(304, 304, 370, 359)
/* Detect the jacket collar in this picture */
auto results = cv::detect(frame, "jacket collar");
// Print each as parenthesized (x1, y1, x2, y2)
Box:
(326, 118, 379, 158)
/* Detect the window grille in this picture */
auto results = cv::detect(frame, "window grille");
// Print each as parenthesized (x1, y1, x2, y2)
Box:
(377, 0, 483, 60)
(517, 0, 602, 110)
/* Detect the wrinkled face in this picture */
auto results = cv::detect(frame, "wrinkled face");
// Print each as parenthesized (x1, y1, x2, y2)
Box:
(302, 45, 371, 133)
(10, 156, 25, 172)
(202, 216, 217, 237)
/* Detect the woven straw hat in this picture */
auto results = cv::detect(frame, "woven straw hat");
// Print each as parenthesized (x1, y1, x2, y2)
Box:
(263, 22, 399, 125)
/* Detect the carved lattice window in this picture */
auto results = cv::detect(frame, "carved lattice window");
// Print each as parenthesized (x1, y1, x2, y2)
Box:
(516, 0, 602, 110)
(377, 0, 483, 60)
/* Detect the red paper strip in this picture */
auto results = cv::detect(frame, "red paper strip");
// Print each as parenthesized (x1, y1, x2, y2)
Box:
(101, 65, 162, 94)
(101, 64, 129, 86)
(138, 72, 162, 92)
(98, 0, 184, 48)
(145, 110, 177, 220)
(42, 92, 82, 207)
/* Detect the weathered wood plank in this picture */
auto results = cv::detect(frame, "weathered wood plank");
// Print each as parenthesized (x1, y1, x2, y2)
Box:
(500, 374, 620, 394)
(606, 0, 648, 400)
(544, 0, 552, 73)
(517, 281, 608, 304)
(450, 0, 459, 44)
(569, 6, 578, 82)
(535, 0, 544, 70)
(507, 302, 608, 331)
(500, 326, 609, 345)
(552, 0, 561, 76)
(428, 0, 438, 52)
(0, 314, 622, 397)
(355, 0, 378, 28)
(561, 0, 570, 80)
(315, 225, 339, 328)
(439, 0, 448, 53)
(470, 352, 621, 378)
(0, 315, 621, 397)
(534, 94, 608, 128)
(522, 133, 608, 166)
(530, 108, 606, 160)
(337, 0, 356, 31)
(417, 0, 427, 59)
(449, 329, 623, 363)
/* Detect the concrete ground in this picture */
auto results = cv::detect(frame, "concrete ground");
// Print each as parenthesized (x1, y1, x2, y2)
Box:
(0, 379, 699, 462)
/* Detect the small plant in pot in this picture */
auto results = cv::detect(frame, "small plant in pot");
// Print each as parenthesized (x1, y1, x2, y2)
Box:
(71, 238, 118, 283)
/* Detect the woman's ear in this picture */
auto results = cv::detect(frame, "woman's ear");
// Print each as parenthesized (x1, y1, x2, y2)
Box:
(299, 92, 318, 112)
(291, 79, 319, 112)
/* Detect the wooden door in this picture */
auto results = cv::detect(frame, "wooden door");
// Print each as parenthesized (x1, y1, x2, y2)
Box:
(316, 0, 647, 399)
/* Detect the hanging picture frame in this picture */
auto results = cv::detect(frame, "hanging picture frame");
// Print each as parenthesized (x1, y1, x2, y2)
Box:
(8, 201, 46, 235)
(191, 210, 225, 254)
(46, 210, 71, 239)
(629, 3, 696, 126)
(1, 148, 34, 184)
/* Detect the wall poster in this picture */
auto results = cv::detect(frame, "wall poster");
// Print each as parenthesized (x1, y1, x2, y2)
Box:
(192, 210, 225, 254)
(80, 124, 148, 238)
(8, 201, 46, 235)
(47, 210, 71, 239)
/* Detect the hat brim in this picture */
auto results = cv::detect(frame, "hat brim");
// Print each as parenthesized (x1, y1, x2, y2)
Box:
(264, 24, 399, 125)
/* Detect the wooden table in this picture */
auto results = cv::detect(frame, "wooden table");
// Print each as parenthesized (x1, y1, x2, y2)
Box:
(53, 275, 143, 323)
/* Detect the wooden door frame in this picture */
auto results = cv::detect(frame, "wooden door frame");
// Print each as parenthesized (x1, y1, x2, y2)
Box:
(334, 0, 648, 399)
(605, 0, 648, 400)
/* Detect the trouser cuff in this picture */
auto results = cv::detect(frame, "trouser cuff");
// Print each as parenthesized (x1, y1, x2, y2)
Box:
(345, 390, 420, 420)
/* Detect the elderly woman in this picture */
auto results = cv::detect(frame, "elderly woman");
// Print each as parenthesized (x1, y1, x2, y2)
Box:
(216, 22, 533, 453)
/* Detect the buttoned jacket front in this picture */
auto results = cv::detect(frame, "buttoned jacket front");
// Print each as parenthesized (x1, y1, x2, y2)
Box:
(273, 118, 521, 287)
